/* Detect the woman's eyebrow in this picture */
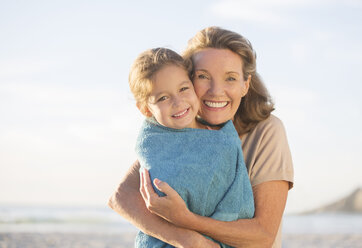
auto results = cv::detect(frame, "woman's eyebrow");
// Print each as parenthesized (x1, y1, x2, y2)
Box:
(194, 69, 208, 73)
(226, 71, 240, 75)
(195, 69, 239, 75)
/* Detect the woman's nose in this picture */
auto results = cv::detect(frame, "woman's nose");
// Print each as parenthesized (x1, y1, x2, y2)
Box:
(208, 79, 224, 96)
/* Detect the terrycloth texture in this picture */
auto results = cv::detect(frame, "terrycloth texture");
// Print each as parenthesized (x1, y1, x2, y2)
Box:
(135, 118, 255, 248)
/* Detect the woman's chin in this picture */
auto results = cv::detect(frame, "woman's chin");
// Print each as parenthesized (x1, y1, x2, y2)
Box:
(202, 116, 229, 126)
(199, 106, 234, 125)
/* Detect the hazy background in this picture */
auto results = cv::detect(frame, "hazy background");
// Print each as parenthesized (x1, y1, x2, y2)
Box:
(1, 0, 361, 214)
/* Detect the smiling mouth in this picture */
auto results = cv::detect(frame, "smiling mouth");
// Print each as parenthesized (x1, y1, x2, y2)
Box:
(204, 101, 228, 108)
(172, 108, 189, 118)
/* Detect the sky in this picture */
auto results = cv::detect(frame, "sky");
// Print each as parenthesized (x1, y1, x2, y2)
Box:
(0, 0, 361, 214)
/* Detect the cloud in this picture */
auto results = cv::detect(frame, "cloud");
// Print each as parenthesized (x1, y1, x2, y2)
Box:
(0, 82, 120, 104)
(0, 58, 53, 77)
(209, 0, 310, 24)
(209, 0, 361, 24)
(210, 0, 283, 24)
(272, 86, 318, 124)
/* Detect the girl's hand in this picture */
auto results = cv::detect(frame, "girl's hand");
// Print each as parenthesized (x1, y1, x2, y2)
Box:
(139, 169, 191, 227)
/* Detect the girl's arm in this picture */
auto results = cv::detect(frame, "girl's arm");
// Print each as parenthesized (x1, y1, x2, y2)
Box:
(142, 169, 289, 248)
(107, 161, 220, 248)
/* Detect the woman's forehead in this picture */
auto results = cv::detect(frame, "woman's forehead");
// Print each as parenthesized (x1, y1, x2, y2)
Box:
(193, 48, 243, 71)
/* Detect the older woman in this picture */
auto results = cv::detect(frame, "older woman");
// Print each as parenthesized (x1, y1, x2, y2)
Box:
(109, 26, 294, 248)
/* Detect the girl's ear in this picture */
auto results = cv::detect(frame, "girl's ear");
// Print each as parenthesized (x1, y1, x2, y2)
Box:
(137, 102, 153, 117)
(242, 75, 251, 97)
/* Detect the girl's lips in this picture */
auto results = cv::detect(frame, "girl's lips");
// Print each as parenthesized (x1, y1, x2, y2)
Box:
(172, 107, 190, 119)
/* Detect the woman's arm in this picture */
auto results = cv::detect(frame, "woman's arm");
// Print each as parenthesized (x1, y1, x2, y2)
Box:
(142, 168, 289, 248)
(107, 161, 220, 248)
(186, 181, 289, 248)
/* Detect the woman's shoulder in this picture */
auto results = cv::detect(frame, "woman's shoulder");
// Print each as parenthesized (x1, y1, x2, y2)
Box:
(249, 114, 287, 138)
(243, 114, 294, 189)
(259, 114, 284, 128)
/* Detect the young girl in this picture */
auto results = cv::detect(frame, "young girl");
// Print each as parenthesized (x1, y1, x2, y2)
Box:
(128, 47, 254, 248)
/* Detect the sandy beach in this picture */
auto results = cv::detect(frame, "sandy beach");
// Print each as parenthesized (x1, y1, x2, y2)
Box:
(282, 233, 362, 248)
(0, 232, 137, 248)
(1, 206, 361, 248)
(1, 232, 362, 248)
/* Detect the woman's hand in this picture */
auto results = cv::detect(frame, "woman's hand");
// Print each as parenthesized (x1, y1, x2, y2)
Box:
(139, 168, 192, 227)
(108, 162, 220, 248)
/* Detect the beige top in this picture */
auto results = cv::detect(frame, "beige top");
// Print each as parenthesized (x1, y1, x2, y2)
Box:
(240, 114, 294, 248)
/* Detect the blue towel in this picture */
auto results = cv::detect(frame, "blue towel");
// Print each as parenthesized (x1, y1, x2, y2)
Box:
(135, 118, 255, 248)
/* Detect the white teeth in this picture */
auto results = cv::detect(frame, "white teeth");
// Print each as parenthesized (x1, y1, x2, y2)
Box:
(204, 101, 228, 108)
(173, 109, 188, 117)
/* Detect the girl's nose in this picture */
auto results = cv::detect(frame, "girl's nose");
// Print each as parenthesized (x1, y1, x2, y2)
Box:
(172, 96, 182, 107)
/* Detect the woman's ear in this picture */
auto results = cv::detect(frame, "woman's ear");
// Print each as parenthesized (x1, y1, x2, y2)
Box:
(137, 102, 153, 117)
(242, 75, 251, 97)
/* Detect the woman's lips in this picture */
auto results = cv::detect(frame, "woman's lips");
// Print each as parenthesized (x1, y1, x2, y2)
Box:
(203, 100, 229, 110)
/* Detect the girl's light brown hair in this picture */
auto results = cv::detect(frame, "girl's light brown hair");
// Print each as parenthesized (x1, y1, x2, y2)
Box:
(183, 26, 274, 135)
(129, 47, 192, 110)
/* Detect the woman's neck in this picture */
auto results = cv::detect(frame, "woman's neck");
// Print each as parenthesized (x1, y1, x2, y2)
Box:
(193, 117, 221, 130)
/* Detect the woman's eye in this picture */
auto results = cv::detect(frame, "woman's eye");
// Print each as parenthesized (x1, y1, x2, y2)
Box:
(158, 96, 168, 102)
(197, 74, 208, 79)
(180, 87, 189, 92)
(226, 77, 236, 81)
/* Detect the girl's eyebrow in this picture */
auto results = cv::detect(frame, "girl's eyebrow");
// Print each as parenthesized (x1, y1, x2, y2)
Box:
(149, 91, 165, 101)
(179, 80, 192, 86)
(149, 80, 191, 101)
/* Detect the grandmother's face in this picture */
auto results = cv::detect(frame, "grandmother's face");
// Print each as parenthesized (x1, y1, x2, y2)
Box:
(192, 48, 250, 125)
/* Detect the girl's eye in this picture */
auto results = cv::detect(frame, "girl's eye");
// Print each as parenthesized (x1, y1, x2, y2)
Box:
(158, 96, 168, 102)
(180, 87, 189, 92)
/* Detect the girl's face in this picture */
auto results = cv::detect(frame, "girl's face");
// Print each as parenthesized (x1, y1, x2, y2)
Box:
(192, 48, 250, 125)
(145, 64, 200, 129)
